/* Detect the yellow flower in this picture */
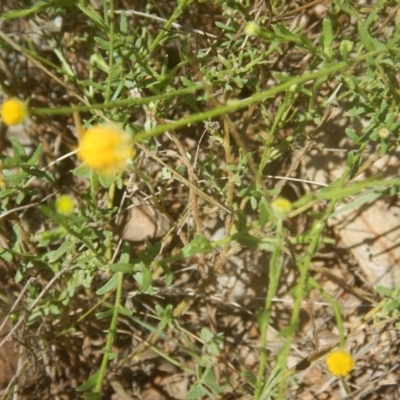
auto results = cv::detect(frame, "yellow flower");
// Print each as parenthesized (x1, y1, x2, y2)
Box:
(325, 349, 355, 377)
(55, 195, 75, 216)
(78, 123, 134, 175)
(0, 98, 29, 126)
(271, 197, 292, 219)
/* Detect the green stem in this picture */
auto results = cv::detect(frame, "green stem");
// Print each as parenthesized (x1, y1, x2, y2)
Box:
(106, 179, 117, 261)
(258, 88, 297, 180)
(134, 63, 349, 144)
(94, 271, 123, 394)
(308, 277, 346, 346)
(149, 0, 190, 53)
(254, 219, 284, 400)
(30, 85, 203, 115)
(31, 48, 385, 126)
(273, 173, 352, 397)
(90, 169, 99, 199)
(340, 377, 353, 397)
(105, 0, 115, 104)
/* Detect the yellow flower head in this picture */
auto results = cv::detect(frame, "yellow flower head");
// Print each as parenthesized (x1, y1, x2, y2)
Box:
(1, 98, 29, 126)
(271, 197, 292, 219)
(78, 123, 134, 175)
(325, 349, 355, 377)
(55, 195, 75, 216)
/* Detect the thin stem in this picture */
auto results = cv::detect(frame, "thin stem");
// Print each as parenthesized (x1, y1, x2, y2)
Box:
(105, 0, 115, 104)
(149, 0, 190, 53)
(254, 219, 284, 400)
(106, 179, 117, 261)
(94, 271, 123, 394)
(30, 85, 203, 115)
(340, 377, 353, 398)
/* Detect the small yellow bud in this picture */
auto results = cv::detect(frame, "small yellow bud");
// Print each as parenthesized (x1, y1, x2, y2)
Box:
(378, 128, 390, 139)
(55, 195, 75, 216)
(0, 98, 29, 126)
(244, 21, 261, 36)
(271, 197, 292, 219)
(339, 40, 354, 61)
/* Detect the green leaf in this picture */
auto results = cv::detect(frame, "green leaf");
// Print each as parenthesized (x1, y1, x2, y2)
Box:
(79, 79, 106, 91)
(27, 168, 54, 183)
(71, 163, 92, 179)
(383, 299, 400, 314)
(322, 18, 333, 57)
(47, 240, 75, 263)
(120, 10, 128, 33)
(77, 2, 107, 30)
(181, 235, 213, 257)
(233, 75, 244, 88)
(203, 368, 224, 394)
(186, 384, 211, 400)
(108, 263, 134, 273)
(15, 268, 23, 283)
(53, 48, 74, 77)
(0, 1, 50, 21)
(95, 309, 114, 319)
(201, 327, 214, 342)
(91, 53, 109, 73)
(0, 188, 14, 199)
(250, 196, 257, 210)
(27, 144, 42, 166)
(347, 107, 365, 117)
(118, 304, 133, 317)
(357, 22, 384, 51)
(3, 170, 29, 185)
(330, 189, 386, 218)
(161, 263, 173, 284)
(375, 286, 395, 297)
(181, 76, 197, 88)
(96, 273, 118, 295)
(156, 304, 173, 329)
(76, 372, 99, 391)
(133, 265, 153, 293)
(345, 128, 360, 144)
(11, 138, 27, 162)
(140, 241, 162, 265)
(214, 21, 236, 33)
(258, 196, 270, 226)
(0, 249, 13, 262)
(16, 189, 27, 204)
(107, 351, 117, 360)
(98, 172, 115, 189)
